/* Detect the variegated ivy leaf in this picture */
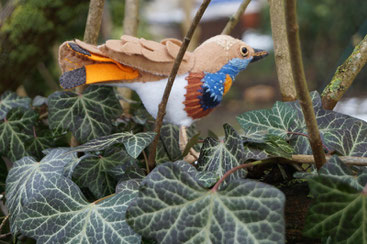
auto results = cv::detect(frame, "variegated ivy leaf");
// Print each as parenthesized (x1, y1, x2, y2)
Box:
(198, 124, 246, 181)
(48, 86, 122, 143)
(72, 131, 155, 158)
(319, 156, 367, 190)
(0, 91, 31, 120)
(0, 108, 38, 161)
(242, 134, 294, 161)
(324, 119, 367, 157)
(16, 175, 140, 244)
(303, 170, 367, 243)
(116, 178, 141, 193)
(126, 162, 285, 243)
(237, 100, 298, 141)
(73, 147, 138, 199)
(158, 124, 201, 161)
(237, 91, 366, 156)
(5, 148, 78, 232)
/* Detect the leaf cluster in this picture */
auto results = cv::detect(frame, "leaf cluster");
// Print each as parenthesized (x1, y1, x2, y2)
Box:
(1, 88, 367, 243)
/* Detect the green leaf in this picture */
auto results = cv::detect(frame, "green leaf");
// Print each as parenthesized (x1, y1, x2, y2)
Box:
(159, 124, 182, 161)
(73, 148, 137, 198)
(72, 131, 156, 159)
(198, 124, 246, 181)
(5, 148, 77, 232)
(126, 162, 285, 243)
(237, 101, 298, 141)
(237, 91, 367, 157)
(122, 131, 156, 158)
(0, 91, 31, 120)
(303, 175, 367, 243)
(325, 119, 367, 157)
(16, 175, 140, 243)
(48, 86, 122, 143)
(0, 108, 38, 161)
(319, 156, 367, 190)
(116, 179, 141, 193)
(242, 135, 294, 161)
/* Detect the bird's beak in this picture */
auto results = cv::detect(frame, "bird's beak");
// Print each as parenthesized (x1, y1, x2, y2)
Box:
(251, 49, 268, 63)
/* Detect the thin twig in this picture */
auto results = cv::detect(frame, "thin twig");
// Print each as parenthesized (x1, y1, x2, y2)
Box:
(269, 0, 296, 101)
(147, 0, 212, 170)
(93, 193, 115, 204)
(221, 0, 251, 35)
(284, 0, 326, 169)
(211, 159, 273, 192)
(0, 215, 8, 234)
(291, 155, 367, 166)
(142, 150, 150, 174)
(322, 34, 367, 110)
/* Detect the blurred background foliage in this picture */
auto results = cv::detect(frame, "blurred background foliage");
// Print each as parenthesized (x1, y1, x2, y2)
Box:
(0, 0, 366, 133)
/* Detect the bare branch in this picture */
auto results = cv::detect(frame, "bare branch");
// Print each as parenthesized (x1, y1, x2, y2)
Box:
(284, 0, 326, 169)
(83, 0, 106, 44)
(322, 34, 367, 110)
(221, 0, 251, 35)
(291, 155, 367, 166)
(269, 0, 296, 101)
(147, 0, 212, 170)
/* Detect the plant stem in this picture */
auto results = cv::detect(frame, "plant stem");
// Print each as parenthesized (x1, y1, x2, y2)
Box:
(291, 154, 367, 166)
(284, 0, 326, 170)
(0, 215, 8, 233)
(221, 0, 251, 35)
(269, 0, 296, 101)
(211, 159, 273, 192)
(93, 193, 115, 204)
(321, 34, 367, 110)
(147, 0, 212, 171)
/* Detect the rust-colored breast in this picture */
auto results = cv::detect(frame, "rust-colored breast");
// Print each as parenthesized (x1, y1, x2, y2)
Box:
(183, 72, 213, 119)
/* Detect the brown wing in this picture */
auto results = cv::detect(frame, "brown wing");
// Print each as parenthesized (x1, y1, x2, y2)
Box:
(59, 36, 195, 81)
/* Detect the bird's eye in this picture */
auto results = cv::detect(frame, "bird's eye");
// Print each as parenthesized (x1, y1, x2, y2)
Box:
(240, 47, 249, 57)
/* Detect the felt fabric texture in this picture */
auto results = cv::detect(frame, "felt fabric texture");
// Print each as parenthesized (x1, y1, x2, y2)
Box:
(58, 35, 267, 125)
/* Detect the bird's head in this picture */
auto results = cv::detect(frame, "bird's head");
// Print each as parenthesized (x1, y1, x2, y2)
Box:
(192, 35, 268, 74)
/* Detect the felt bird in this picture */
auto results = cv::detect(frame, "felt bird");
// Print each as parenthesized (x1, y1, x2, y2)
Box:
(58, 35, 268, 159)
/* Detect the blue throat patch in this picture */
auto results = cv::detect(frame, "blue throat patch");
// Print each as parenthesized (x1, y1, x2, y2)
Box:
(198, 57, 252, 110)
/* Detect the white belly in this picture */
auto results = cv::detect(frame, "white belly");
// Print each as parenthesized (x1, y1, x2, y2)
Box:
(116, 75, 194, 126)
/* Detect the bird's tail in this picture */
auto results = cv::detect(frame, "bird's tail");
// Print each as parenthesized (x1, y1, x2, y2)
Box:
(58, 41, 139, 89)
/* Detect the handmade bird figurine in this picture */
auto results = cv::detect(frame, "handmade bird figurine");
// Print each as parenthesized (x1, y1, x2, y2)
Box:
(58, 35, 267, 160)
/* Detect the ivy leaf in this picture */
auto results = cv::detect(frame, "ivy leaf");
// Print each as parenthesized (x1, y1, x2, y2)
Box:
(5, 148, 77, 232)
(237, 101, 298, 141)
(319, 156, 367, 190)
(48, 86, 122, 143)
(116, 178, 141, 193)
(16, 175, 140, 243)
(325, 119, 367, 157)
(0, 91, 31, 120)
(126, 162, 285, 243)
(198, 124, 246, 181)
(303, 175, 367, 243)
(122, 131, 156, 158)
(0, 108, 38, 161)
(159, 124, 182, 161)
(242, 135, 294, 161)
(73, 148, 136, 198)
(72, 131, 155, 159)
